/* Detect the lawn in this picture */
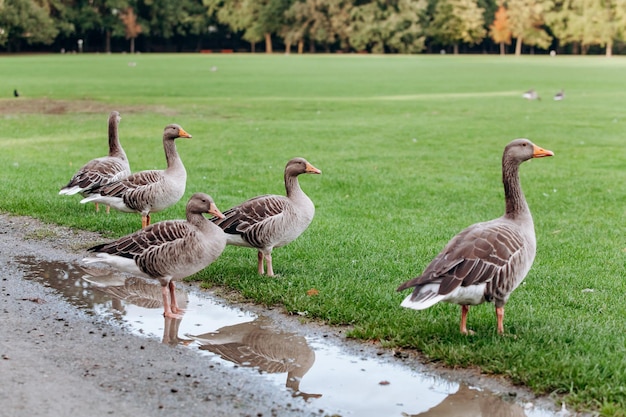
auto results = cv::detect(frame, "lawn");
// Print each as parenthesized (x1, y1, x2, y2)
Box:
(1, 53, 625, 415)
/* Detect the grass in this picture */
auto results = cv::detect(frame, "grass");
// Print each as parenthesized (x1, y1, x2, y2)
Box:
(1, 53, 625, 415)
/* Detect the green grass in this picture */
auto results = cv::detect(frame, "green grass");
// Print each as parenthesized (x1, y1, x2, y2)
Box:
(1, 53, 625, 415)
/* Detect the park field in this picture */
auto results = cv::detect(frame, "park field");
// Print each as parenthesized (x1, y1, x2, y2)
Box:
(0, 53, 625, 415)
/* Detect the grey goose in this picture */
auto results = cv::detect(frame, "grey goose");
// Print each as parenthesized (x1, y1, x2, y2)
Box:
(59, 111, 130, 213)
(81, 124, 191, 228)
(211, 157, 321, 276)
(397, 139, 554, 334)
(83, 193, 226, 318)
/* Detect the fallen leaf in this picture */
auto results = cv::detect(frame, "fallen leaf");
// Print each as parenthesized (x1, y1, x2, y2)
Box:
(306, 288, 319, 296)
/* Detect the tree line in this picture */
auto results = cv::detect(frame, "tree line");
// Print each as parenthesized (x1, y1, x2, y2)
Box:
(1, 0, 625, 55)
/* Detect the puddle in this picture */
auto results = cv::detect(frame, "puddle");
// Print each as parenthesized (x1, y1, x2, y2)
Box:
(15, 256, 560, 417)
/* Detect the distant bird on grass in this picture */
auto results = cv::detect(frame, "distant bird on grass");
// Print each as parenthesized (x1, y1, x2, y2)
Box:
(397, 139, 554, 335)
(553, 89, 565, 101)
(83, 193, 226, 318)
(522, 89, 540, 100)
(13, 89, 19, 97)
(211, 157, 322, 277)
(81, 123, 191, 228)
(59, 111, 130, 213)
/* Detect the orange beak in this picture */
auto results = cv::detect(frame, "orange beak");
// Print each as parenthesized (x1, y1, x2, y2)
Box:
(532, 144, 554, 158)
(305, 163, 322, 174)
(208, 203, 224, 219)
(178, 127, 192, 139)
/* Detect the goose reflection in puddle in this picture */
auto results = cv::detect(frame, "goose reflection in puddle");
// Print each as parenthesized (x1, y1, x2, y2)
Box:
(404, 384, 527, 417)
(186, 317, 322, 401)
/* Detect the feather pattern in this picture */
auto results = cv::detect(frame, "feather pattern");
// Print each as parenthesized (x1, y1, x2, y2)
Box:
(83, 193, 226, 318)
(81, 123, 191, 228)
(397, 139, 553, 334)
(211, 157, 321, 276)
(59, 111, 130, 208)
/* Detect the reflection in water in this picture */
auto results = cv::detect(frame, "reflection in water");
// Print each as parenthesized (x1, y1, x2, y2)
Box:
(14, 257, 558, 417)
(405, 384, 526, 417)
(187, 317, 321, 400)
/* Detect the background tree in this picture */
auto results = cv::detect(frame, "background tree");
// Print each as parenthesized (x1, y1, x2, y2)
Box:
(0, 0, 59, 52)
(205, 0, 260, 51)
(507, 0, 553, 55)
(283, 0, 352, 53)
(547, 0, 626, 56)
(350, 0, 427, 54)
(490, 4, 511, 54)
(119, 6, 141, 52)
(428, 0, 486, 54)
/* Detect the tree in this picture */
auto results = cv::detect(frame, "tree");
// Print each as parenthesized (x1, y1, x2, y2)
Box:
(0, 0, 59, 51)
(119, 6, 141, 52)
(205, 0, 293, 52)
(350, 0, 428, 54)
(490, 4, 512, 54)
(546, 0, 626, 56)
(282, 0, 352, 53)
(507, 0, 552, 55)
(428, 0, 486, 54)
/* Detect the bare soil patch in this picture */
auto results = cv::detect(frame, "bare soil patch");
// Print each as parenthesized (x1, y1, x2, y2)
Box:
(0, 98, 177, 116)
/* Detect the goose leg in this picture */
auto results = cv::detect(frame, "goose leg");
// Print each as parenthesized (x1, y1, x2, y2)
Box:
(265, 253, 274, 277)
(95, 202, 100, 213)
(460, 305, 473, 335)
(161, 283, 182, 319)
(142, 214, 151, 229)
(496, 306, 505, 334)
(169, 281, 185, 315)
(257, 252, 265, 275)
(105, 205, 110, 214)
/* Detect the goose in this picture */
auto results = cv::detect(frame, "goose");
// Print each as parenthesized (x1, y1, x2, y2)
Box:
(83, 193, 226, 318)
(211, 157, 321, 276)
(553, 89, 565, 101)
(81, 124, 191, 228)
(397, 139, 553, 334)
(59, 111, 130, 213)
(522, 89, 540, 100)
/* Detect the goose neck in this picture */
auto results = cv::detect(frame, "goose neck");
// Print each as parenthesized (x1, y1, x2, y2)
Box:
(285, 173, 303, 199)
(503, 157, 530, 219)
(108, 119, 125, 159)
(163, 138, 182, 170)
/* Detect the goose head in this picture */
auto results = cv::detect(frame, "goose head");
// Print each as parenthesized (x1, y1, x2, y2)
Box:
(504, 139, 554, 164)
(188, 192, 224, 219)
(164, 124, 192, 141)
(285, 157, 322, 177)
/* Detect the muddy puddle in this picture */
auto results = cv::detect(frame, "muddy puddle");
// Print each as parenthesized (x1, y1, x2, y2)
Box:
(15, 256, 562, 417)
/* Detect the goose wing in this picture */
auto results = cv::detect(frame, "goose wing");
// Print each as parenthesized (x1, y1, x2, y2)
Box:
(398, 221, 525, 297)
(89, 220, 191, 259)
(212, 194, 288, 236)
(61, 157, 129, 195)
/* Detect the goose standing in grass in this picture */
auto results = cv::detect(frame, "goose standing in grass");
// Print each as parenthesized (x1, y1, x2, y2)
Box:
(397, 139, 554, 334)
(59, 111, 130, 213)
(553, 89, 565, 101)
(81, 124, 191, 228)
(522, 89, 540, 100)
(211, 157, 322, 276)
(83, 193, 226, 318)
